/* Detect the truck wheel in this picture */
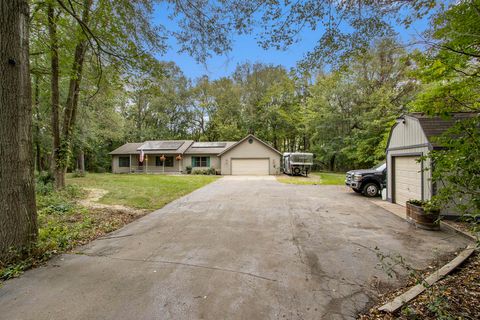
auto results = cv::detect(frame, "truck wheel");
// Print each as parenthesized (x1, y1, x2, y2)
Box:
(363, 183, 379, 197)
(293, 167, 301, 175)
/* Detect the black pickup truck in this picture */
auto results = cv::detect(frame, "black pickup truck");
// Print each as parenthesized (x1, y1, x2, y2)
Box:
(345, 162, 386, 197)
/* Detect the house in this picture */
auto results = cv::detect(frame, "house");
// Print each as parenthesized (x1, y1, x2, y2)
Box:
(109, 134, 282, 175)
(385, 112, 476, 207)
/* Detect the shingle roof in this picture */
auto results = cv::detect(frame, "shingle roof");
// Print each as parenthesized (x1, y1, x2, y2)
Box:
(407, 112, 478, 148)
(185, 141, 237, 155)
(108, 143, 144, 155)
(217, 134, 282, 156)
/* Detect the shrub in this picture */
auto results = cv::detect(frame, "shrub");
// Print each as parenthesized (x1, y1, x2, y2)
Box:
(207, 167, 217, 175)
(95, 167, 106, 173)
(192, 168, 207, 175)
(71, 169, 86, 178)
(186, 165, 192, 174)
(36, 171, 54, 185)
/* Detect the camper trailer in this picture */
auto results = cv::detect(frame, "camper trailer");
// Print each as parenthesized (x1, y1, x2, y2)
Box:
(283, 152, 313, 176)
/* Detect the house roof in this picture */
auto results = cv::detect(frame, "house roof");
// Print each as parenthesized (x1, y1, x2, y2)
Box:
(185, 141, 237, 155)
(109, 143, 144, 155)
(138, 140, 194, 154)
(217, 134, 282, 156)
(110, 135, 282, 156)
(406, 112, 478, 148)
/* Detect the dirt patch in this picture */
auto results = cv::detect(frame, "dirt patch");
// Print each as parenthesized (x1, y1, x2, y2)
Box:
(78, 188, 148, 216)
(359, 251, 479, 319)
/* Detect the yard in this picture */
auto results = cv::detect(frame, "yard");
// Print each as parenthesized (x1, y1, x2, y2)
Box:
(276, 171, 345, 185)
(0, 174, 219, 280)
(66, 173, 220, 210)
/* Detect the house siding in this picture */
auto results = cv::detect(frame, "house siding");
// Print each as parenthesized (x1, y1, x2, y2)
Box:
(220, 139, 281, 175)
(112, 155, 131, 173)
(182, 154, 221, 173)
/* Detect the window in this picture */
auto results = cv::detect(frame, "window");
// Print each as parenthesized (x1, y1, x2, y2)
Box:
(156, 156, 174, 167)
(119, 156, 130, 167)
(192, 156, 210, 167)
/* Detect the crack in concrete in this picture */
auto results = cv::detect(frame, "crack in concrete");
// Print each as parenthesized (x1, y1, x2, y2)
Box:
(79, 253, 278, 282)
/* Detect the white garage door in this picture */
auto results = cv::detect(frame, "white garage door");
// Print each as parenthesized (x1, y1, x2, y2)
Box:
(231, 159, 269, 175)
(394, 156, 422, 206)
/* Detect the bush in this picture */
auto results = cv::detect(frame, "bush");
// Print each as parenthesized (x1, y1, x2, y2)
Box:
(95, 167, 106, 173)
(36, 171, 54, 185)
(71, 169, 86, 178)
(186, 165, 192, 174)
(192, 168, 217, 175)
(192, 168, 207, 175)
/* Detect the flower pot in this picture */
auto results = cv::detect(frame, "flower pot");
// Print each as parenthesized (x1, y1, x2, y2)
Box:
(406, 202, 440, 231)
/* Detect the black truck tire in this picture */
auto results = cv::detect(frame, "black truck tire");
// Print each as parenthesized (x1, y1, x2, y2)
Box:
(293, 167, 301, 175)
(363, 182, 379, 197)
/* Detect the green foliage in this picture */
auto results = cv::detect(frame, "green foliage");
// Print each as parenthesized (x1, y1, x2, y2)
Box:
(185, 165, 192, 174)
(426, 118, 480, 222)
(191, 168, 216, 175)
(1, 184, 86, 280)
(307, 38, 416, 170)
(410, 1, 480, 230)
(71, 170, 86, 178)
(407, 199, 441, 214)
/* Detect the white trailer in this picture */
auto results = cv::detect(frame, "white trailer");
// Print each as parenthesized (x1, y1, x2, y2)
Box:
(283, 152, 313, 176)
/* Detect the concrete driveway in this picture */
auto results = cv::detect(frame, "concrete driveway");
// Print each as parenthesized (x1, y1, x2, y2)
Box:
(0, 177, 469, 320)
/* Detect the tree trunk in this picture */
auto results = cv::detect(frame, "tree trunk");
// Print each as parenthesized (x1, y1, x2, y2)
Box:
(0, 0, 38, 260)
(56, 0, 92, 186)
(47, 3, 63, 188)
(329, 154, 336, 172)
(33, 73, 42, 172)
(77, 150, 85, 173)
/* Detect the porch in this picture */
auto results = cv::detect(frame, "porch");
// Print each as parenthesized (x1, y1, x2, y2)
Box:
(129, 154, 184, 174)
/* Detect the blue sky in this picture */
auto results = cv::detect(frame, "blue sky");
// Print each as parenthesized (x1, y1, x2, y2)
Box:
(152, 3, 430, 81)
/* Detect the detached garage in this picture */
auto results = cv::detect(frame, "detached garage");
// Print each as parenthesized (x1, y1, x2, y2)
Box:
(218, 135, 282, 175)
(386, 113, 475, 206)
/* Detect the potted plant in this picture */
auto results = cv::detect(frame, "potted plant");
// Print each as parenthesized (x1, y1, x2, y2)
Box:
(406, 199, 441, 230)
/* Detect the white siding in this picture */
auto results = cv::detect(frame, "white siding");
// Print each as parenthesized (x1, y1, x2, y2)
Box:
(388, 116, 429, 149)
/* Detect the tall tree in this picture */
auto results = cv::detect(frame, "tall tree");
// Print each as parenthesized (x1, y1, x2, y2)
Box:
(0, 0, 37, 259)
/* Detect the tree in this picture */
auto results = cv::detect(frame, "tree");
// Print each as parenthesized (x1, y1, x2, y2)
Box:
(169, 0, 436, 68)
(0, 0, 38, 260)
(410, 1, 480, 225)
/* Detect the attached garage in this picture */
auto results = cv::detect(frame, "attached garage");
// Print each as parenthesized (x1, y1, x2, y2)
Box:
(218, 135, 282, 175)
(386, 113, 474, 206)
(231, 159, 270, 175)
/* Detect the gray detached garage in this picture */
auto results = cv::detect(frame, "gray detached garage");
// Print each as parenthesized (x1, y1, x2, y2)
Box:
(386, 113, 475, 206)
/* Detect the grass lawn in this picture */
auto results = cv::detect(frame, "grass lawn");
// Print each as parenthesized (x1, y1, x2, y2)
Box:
(66, 173, 220, 210)
(276, 171, 345, 185)
(1, 173, 218, 281)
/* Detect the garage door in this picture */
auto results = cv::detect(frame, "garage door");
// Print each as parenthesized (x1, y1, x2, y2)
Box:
(231, 159, 269, 175)
(394, 156, 422, 206)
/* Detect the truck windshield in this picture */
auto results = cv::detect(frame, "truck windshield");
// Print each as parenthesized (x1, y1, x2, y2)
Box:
(290, 154, 313, 163)
(372, 162, 386, 171)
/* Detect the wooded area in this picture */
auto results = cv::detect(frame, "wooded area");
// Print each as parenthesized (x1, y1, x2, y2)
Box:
(1, 1, 478, 264)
